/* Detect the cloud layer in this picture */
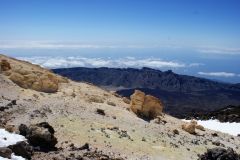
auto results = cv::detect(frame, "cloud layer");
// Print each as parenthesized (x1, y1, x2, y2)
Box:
(1, 41, 240, 55)
(197, 47, 240, 55)
(17, 56, 194, 69)
(0, 41, 156, 49)
(198, 72, 240, 78)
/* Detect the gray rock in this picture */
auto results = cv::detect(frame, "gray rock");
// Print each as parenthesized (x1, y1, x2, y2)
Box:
(8, 141, 33, 159)
(19, 122, 57, 151)
(198, 147, 240, 160)
(212, 140, 221, 146)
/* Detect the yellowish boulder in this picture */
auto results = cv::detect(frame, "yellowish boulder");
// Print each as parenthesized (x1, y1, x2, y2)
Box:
(8, 70, 65, 93)
(0, 55, 68, 93)
(130, 90, 164, 120)
(182, 121, 196, 134)
(142, 95, 163, 119)
(130, 90, 145, 115)
(182, 120, 205, 134)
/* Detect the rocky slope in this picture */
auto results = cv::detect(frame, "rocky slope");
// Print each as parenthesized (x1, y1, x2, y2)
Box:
(53, 67, 240, 118)
(1, 54, 240, 160)
(0, 54, 68, 93)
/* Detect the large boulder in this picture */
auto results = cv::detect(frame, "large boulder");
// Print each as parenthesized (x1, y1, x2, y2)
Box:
(130, 90, 145, 114)
(130, 90, 164, 120)
(9, 71, 63, 93)
(198, 147, 240, 160)
(0, 59, 11, 71)
(0, 55, 68, 93)
(19, 122, 57, 151)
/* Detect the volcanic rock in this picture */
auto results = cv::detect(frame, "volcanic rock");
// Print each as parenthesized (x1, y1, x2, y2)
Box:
(9, 72, 61, 93)
(0, 147, 12, 159)
(0, 55, 67, 93)
(96, 108, 105, 116)
(19, 122, 57, 151)
(198, 147, 240, 160)
(130, 90, 163, 120)
(0, 59, 11, 71)
(8, 141, 33, 159)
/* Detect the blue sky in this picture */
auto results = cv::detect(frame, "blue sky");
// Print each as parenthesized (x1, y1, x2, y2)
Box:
(0, 0, 240, 83)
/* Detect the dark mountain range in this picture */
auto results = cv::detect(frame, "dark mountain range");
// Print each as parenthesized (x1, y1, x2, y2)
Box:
(53, 67, 240, 118)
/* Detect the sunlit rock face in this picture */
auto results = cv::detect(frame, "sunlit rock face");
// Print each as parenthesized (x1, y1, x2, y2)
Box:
(130, 90, 164, 120)
(0, 56, 68, 93)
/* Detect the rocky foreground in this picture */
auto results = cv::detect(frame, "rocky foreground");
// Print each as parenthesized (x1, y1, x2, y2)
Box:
(0, 54, 240, 160)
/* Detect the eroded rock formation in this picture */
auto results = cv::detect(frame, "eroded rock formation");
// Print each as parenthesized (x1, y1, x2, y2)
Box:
(0, 57, 68, 93)
(182, 120, 205, 134)
(130, 90, 164, 120)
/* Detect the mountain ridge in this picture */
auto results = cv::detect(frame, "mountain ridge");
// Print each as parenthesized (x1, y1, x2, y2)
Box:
(53, 67, 239, 91)
(53, 67, 240, 117)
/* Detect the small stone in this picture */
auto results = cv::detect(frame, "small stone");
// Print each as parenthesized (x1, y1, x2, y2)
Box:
(182, 122, 196, 134)
(5, 125, 16, 133)
(212, 133, 218, 137)
(142, 137, 146, 142)
(78, 143, 89, 150)
(96, 108, 105, 116)
(107, 101, 116, 106)
(212, 140, 221, 146)
(173, 129, 179, 135)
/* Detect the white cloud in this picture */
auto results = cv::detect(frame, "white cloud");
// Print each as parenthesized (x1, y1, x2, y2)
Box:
(1, 41, 240, 56)
(17, 56, 190, 69)
(0, 41, 119, 49)
(198, 72, 238, 77)
(188, 63, 204, 67)
(0, 41, 157, 49)
(197, 47, 240, 55)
